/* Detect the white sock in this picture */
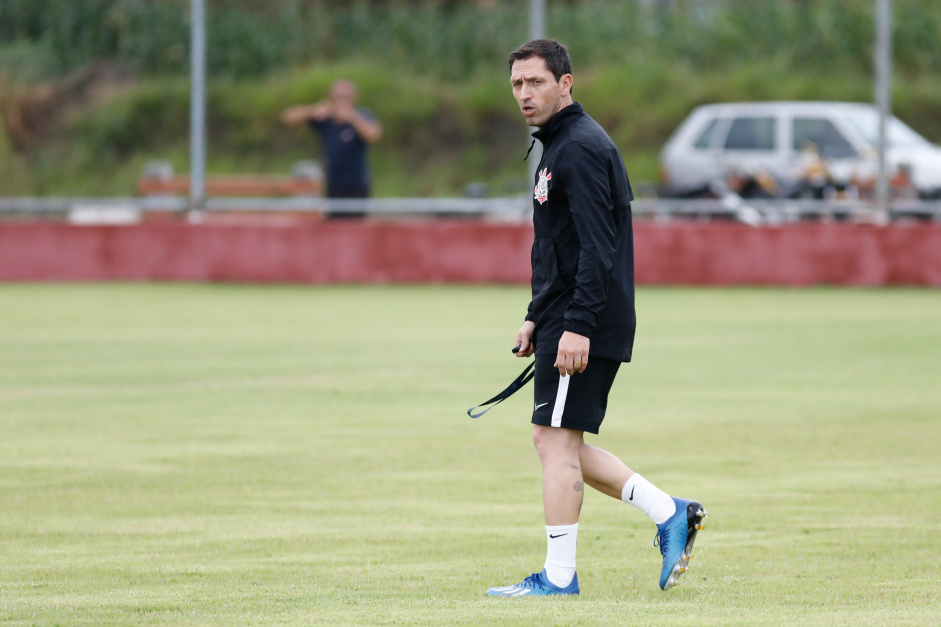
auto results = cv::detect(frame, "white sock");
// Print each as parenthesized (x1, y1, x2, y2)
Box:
(622, 473, 676, 525)
(543, 523, 578, 588)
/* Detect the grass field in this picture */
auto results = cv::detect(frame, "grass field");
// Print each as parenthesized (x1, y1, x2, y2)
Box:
(0, 284, 939, 625)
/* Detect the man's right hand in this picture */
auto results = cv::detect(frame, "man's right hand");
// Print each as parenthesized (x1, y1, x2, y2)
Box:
(281, 102, 330, 125)
(515, 320, 535, 357)
(309, 102, 332, 121)
(332, 102, 355, 123)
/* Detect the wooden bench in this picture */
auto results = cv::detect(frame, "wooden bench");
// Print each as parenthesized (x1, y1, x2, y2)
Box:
(137, 161, 324, 197)
(137, 161, 325, 223)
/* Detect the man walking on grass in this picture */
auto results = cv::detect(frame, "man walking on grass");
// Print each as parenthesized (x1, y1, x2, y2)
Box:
(486, 39, 707, 597)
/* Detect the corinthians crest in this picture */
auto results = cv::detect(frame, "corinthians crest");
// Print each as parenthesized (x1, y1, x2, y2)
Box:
(534, 168, 552, 205)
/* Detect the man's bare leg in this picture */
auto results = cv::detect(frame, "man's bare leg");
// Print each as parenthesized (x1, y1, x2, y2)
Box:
(578, 441, 633, 498)
(533, 425, 583, 524)
(579, 440, 676, 522)
(531, 425, 584, 588)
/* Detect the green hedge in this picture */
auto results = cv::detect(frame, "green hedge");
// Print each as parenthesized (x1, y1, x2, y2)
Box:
(2, 1, 940, 80)
(2, 57, 937, 197)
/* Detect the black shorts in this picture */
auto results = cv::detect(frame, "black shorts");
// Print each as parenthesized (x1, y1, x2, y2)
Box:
(531, 353, 621, 434)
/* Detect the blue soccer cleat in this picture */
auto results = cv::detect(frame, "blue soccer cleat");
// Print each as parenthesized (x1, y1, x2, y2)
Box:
(655, 497, 708, 590)
(486, 569, 579, 597)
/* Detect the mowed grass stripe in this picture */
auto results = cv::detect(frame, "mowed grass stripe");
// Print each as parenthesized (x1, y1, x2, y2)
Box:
(0, 284, 938, 625)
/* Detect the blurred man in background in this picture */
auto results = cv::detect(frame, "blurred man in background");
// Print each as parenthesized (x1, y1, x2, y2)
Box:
(282, 79, 382, 216)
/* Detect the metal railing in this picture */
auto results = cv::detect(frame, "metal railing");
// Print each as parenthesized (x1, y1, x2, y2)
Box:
(1, 196, 939, 224)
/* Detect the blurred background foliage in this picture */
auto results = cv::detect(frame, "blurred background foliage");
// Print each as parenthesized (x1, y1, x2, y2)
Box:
(1, 0, 940, 196)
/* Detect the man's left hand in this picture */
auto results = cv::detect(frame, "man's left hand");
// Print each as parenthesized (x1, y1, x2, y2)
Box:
(555, 331, 589, 377)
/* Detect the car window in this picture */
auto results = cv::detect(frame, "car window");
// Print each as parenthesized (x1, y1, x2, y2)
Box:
(793, 118, 857, 158)
(724, 117, 776, 151)
(692, 118, 718, 149)
(842, 108, 930, 148)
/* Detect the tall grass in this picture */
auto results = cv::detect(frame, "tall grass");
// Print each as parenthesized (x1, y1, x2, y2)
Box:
(2, 1, 940, 81)
(7, 59, 931, 197)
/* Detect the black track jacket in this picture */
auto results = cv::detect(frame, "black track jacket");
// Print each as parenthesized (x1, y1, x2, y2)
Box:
(525, 102, 636, 362)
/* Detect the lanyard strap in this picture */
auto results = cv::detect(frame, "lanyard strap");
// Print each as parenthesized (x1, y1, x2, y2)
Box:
(467, 361, 536, 419)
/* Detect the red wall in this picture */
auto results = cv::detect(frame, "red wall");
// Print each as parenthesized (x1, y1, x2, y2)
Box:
(634, 222, 941, 286)
(1, 221, 939, 285)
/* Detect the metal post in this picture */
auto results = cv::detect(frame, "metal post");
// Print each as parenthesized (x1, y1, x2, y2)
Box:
(875, 0, 892, 215)
(189, 0, 207, 216)
(530, 0, 546, 41)
(527, 0, 546, 195)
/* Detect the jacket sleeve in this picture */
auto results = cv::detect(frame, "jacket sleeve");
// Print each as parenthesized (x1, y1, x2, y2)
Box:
(556, 142, 618, 338)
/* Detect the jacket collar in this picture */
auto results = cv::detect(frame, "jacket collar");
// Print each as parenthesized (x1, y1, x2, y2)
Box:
(532, 102, 584, 146)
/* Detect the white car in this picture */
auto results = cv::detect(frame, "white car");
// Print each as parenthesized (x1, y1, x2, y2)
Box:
(659, 101, 941, 199)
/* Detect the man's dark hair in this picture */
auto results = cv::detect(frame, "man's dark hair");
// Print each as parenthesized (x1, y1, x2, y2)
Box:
(508, 39, 573, 84)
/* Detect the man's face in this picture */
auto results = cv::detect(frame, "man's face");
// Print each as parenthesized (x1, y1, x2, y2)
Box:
(510, 56, 572, 128)
(331, 81, 356, 107)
